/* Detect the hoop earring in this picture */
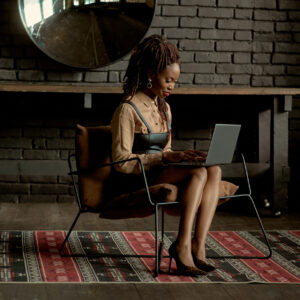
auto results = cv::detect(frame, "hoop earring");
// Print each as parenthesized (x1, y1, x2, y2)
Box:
(147, 79, 152, 89)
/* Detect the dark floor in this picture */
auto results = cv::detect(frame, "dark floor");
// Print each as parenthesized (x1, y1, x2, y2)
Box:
(0, 202, 300, 300)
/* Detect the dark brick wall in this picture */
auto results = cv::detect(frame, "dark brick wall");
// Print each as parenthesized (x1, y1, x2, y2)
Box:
(0, 0, 299, 86)
(0, 94, 180, 203)
(0, 92, 120, 204)
(0, 0, 299, 208)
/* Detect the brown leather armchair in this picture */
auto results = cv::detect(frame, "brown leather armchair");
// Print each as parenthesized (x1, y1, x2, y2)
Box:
(59, 124, 270, 276)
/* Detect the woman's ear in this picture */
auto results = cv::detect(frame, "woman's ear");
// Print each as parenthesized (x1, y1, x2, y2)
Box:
(148, 70, 155, 80)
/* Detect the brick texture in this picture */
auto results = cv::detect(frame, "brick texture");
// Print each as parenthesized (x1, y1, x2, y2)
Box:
(0, 0, 299, 205)
(0, 1, 297, 88)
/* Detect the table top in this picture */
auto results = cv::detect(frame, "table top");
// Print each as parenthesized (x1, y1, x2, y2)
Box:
(1, 83, 300, 95)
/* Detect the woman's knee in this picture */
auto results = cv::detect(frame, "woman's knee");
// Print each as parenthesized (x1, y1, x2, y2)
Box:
(207, 165, 222, 180)
(190, 167, 208, 183)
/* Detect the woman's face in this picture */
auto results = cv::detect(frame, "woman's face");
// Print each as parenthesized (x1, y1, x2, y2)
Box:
(149, 63, 180, 99)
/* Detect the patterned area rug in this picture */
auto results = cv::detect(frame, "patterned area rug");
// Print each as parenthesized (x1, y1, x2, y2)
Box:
(0, 230, 300, 283)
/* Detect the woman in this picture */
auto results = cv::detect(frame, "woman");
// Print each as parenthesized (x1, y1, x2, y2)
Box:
(111, 35, 221, 276)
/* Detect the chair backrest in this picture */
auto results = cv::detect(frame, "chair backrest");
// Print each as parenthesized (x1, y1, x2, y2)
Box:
(76, 124, 112, 209)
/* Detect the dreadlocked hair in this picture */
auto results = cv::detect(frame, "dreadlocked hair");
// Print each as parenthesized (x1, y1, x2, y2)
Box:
(122, 34, 180, 133)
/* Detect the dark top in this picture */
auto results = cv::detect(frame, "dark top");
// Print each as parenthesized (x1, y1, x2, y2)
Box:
(128, 101, 170, 154)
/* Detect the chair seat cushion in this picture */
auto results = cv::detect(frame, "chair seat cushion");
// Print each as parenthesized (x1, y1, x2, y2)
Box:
(163, 180, 239, 216)
(218, 180, 239, 205)
(99, 183, 178, 219)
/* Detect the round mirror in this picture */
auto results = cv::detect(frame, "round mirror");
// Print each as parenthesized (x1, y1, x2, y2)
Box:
(18, 0, 156, 68)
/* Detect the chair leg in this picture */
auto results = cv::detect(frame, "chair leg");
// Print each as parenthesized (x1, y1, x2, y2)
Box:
(158, 208, 165, 267)
(208, 153, 272, 260)
(208, 194, 272, 259)
(154, 204, 159, 277)
(59, 209, 82, 256)
(246, 194, 272, 258)
(242, 153, 272, 258)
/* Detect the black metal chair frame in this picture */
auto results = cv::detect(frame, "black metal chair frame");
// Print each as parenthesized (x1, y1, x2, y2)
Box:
(59, 154, 179, 277)
(60, 152, 272, 277)
(207, 153, 272, 260)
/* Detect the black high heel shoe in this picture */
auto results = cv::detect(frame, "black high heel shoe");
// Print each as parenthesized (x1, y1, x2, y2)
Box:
(192, 253, 216, 272)
(168, 242, 207, 276)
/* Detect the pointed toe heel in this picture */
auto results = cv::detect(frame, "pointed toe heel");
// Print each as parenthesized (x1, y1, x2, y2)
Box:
(168, 242, 207, 277)
(192, 254, 216, 272)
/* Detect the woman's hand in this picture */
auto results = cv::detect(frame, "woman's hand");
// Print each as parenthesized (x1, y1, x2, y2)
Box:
(162, 150, 207, 163)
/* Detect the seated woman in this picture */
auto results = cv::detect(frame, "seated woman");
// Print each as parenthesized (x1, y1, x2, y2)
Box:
(111, 34, 221, 276)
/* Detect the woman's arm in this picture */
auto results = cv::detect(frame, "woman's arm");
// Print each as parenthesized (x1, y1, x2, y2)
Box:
(162, 103, 172, 153)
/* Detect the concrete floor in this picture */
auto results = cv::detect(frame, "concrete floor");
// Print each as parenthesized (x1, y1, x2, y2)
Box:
(1, 202, 300, 231)
(0, 202, 300, 300)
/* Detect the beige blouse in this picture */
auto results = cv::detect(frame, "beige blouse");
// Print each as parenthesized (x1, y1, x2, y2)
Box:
(111, 91, 172, 174)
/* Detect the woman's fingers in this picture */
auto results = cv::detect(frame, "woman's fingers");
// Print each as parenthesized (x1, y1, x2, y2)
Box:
(194, 150, 207, 157)
(183, 149, 206, 161)
(183, 151, 199, 161)
(164, 150, 207, 162)
(165, 151, 186, 162)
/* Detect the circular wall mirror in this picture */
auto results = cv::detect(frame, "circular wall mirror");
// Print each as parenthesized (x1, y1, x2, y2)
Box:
(18, 0, 156, 69)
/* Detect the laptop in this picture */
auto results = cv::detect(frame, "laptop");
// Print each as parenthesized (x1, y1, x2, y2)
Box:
(166, 124, 241, 167)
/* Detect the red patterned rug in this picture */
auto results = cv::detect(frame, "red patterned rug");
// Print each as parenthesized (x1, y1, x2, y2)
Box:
(0, 230, 300, 283)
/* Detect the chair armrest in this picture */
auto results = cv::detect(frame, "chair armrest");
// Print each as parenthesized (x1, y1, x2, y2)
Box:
(67, 154, 155, 206)
(99, 157, 155, 206)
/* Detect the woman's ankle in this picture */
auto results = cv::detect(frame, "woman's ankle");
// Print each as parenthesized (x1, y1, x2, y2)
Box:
(175, 241, 196, 267)
(191, 238, 206, 261)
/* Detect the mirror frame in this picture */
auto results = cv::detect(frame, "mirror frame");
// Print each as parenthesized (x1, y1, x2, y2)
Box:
(18, 0, 156, 69)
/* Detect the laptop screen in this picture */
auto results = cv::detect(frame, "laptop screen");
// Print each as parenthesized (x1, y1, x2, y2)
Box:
(205, 124, 241, 165)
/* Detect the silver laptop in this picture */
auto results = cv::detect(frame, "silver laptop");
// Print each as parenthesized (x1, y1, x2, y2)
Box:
(168, 124, 241, 167)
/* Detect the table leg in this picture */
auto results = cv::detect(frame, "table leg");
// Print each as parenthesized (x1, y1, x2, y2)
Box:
(271, 95, 292, 210)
